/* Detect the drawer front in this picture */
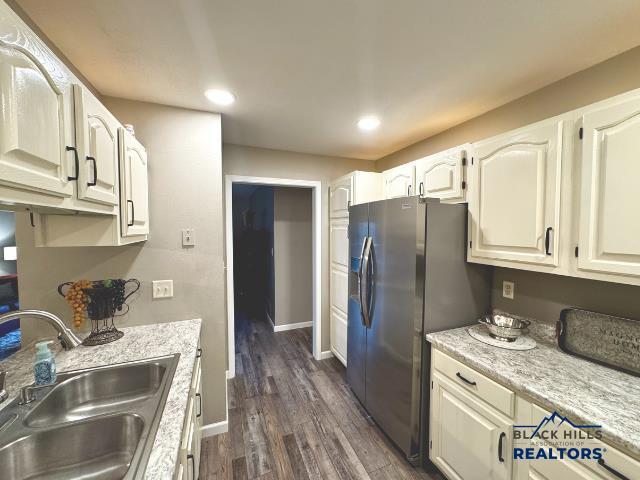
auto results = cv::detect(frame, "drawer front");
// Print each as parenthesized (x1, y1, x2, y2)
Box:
(432, 348, 515, 418)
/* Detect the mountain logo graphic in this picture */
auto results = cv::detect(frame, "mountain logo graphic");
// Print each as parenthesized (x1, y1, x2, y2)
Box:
(529, 411, 601, 438)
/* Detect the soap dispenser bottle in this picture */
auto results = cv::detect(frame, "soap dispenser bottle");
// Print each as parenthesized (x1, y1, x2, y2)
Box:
(34, 341, 57, 385)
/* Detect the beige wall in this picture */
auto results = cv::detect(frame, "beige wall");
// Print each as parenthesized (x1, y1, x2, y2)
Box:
(16, 98, 227, 424)
(377, 45, 640, 171)
(274, 187, 312, 326)
(377, 45, 640, 324)
(223, 143, 375, 351)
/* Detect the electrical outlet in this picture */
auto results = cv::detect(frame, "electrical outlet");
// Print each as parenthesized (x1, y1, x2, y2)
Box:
(502, 281, 514, 299)
(182, 229, 195, 247)
(152, 280, 174, 299)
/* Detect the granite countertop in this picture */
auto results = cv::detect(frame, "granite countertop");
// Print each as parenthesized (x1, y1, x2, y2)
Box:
(0, 318, 202, 479)
(426, 321, 640, 460)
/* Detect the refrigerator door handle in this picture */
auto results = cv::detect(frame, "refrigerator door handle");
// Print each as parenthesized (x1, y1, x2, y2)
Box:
(360, 237, 373, 328)
(357, 237, 368, 326)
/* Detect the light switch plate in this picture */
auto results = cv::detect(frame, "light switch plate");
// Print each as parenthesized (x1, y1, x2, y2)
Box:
(182, 229, 195, 247)
(152, 280, 174, 299)
(502, 281, 514, 299)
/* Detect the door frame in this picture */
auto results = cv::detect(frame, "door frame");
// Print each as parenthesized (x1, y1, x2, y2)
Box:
(225, 175, 322, 378)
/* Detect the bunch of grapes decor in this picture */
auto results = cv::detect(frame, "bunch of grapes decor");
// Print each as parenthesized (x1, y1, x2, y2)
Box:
(58, 278, 140, 346)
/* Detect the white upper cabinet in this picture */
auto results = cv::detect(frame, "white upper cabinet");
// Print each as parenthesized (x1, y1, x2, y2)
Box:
(469, 119, 563, 267)
(382, 163, 416, 199)
(73, 85, 119, 206)
(0, 37, 73, 199)
(120, 129, 149, 237)
(415, 144, 469, 202)
(577, 94, 640, 277)
(329, 175, 352, 218)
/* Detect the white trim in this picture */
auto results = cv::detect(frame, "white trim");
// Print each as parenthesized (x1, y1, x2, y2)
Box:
(273, 321, 313, 332)
(266, 311, 275, 329)
(319, 350, 335, 360)
(225, 175, 323, 381)
(201, 420, 229, 437)
(226, 369, 233, 380)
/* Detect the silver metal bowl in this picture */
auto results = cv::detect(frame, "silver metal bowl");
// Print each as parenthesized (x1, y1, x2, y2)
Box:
(478, 313, 530, 342)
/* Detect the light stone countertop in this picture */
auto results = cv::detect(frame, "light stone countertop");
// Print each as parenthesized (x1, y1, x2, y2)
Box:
(0, 318, 202, 479)
(426, 321, 640, 460)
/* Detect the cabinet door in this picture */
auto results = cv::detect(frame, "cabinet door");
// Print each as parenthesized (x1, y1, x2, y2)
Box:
(431, 372, 512, 480)
(73, 85, 118, 206)
(330, 220, 349, 268)
(330, 307, 347, 366)
(578, 96, 640, 277)
(0, 39, 73, 198)
(330, 175, 352, 218)
(119, 129, 149, 237)
(383, 164, 416, 199)
(469, 120, 563, 266)
(415, 145, 467, 201)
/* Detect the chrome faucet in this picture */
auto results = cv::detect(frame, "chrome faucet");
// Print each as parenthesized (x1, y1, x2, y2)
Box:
(0, 309, 82, 350)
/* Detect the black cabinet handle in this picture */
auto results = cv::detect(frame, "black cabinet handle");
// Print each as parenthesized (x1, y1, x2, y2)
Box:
(196, 347, 202, 358)
(86, 156, 97, 186)
(598, 458, 630, 480)
(66, 146, 79, 181)
(545, 227, 553, 255)
(419, 182, 424, 197)
(456, 372, 477, 386)
(127, 200, 135, 226)
(498, 432, 506, 463)
(196, 392, 202, 418)
(187, 453, 195, 480)
(407, 185, 412, 196)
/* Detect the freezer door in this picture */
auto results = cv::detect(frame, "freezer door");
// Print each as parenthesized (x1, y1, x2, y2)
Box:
(365, 197, 425, 461)
(346, 203, 369, 405)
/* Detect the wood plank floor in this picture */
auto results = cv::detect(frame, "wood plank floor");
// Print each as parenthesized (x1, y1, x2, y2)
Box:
(199, 312, 445, 480)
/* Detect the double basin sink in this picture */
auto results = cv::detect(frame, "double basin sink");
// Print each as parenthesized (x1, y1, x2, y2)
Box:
(0, 354, 179, 479)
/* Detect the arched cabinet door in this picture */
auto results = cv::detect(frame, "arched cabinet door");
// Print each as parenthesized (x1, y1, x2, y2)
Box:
(578, 96, 640, 277)
(382, 163, 416, 199)
(119, 128, 149, 237)
(0, 38, 73, 198)
(73, 85, 118, 206)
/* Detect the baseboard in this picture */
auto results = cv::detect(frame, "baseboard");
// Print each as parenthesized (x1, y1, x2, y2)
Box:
(273, 320, 313, 332)
(201, 419, 229, 437)
(319, 350, 334, 360)
(266, 311, 275, 329)
(226, 369, 234, 380)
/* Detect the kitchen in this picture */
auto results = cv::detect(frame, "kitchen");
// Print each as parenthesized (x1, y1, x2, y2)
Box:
(1, 0, 640, 479)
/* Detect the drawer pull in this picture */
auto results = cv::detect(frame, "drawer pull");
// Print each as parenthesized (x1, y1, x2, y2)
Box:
(196, 393, 202, 418)
(456, 372, 477, 386)
(498, 432, 506, 463)
(196, 347, 202, 358)
(598, 458, 630, 480)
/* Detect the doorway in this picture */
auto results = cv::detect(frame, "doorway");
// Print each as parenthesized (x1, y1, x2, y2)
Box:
(225, 176, 322, 379)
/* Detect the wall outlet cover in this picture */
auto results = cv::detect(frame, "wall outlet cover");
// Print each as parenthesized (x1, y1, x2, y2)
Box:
(502, 281, 514, 299)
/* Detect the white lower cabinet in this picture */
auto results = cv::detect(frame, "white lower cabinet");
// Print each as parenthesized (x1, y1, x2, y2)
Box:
(330, 307, 348, 365)
(178, 347, 203, 480)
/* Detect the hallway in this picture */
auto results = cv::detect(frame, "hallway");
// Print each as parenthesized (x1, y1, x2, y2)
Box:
(199, 313, 443, 479)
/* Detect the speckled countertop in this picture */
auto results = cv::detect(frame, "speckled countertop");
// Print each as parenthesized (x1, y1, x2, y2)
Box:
(0, 318, 202, 479)
(427, 321, 640, 459)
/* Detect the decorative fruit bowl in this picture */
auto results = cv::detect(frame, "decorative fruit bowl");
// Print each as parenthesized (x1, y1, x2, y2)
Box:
(58, 278, 140, 346)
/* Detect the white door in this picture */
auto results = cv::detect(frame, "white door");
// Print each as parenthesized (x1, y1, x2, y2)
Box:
(0, 39, 73, 198)
(383, 164, 416, 199)
(578, 96, 640, 277)
(469, 119, 563, 266)
(119, 129, 149, 237)
(430, 373, 511, 480)
(73, 85, 119, 206)
(415, 145, 468, 201)
(330, 175, 352, 218)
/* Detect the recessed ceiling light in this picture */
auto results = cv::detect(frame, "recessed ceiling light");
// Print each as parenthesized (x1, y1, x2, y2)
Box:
(357, 115, 380, 131)
(205, 89, 235, 106)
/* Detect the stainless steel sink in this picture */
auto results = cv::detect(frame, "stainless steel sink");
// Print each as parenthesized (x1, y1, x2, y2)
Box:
(0, 414, 144, 480)
(26, 361, 167, 427)
(0, 354, 179, 480)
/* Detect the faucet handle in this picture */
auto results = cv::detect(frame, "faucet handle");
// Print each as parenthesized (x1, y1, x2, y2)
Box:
(0, 371, 7, 403)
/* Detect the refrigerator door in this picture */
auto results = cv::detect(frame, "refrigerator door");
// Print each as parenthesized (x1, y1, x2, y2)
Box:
(346, 203, 369, 406)
(365, 196, 426, 462)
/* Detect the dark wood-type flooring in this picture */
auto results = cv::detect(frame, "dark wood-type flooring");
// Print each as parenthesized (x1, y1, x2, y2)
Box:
(199, 313, 444, 480)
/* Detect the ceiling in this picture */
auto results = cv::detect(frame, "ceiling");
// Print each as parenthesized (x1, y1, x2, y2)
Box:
(15, 0, 640, 160)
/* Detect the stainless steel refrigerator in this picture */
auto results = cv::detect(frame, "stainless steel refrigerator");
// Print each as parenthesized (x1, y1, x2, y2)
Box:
(347, 196, 491, 466)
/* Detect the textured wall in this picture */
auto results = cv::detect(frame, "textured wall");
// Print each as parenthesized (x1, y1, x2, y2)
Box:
(16, 98, 227, 424)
